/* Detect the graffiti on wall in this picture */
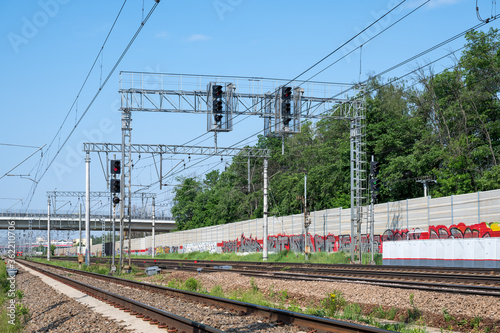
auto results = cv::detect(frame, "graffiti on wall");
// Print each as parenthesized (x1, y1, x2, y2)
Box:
(240, 234, 262, 252)
(382, 222, 500, 241)
(219, 233, 380, 254)
(221, 239, 238, 253)
(154, 245, 180, 255)
(428, 222, 500, 239)
(184, 242, 217, 254)
(145, 222, 500, 255)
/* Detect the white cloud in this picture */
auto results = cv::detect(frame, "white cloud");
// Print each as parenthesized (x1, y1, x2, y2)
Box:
(428, 0, 461, 8)
(187, 34, 211, 42)
(155, 31, 170, 39)
(405, 0, 462, 9)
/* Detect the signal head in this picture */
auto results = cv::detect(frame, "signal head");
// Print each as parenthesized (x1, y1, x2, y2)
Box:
(110, 160, 121, 174)
(281, 86, 292, 99)
(212, 85, 223, 97)
(370, 161, 379, 177)
(214, 114, 223, 123)
(111, 179, 120, 193)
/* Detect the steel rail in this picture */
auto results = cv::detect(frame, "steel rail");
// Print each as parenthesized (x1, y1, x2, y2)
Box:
(37, 257, 500, 297)
(45, 257, 500, 283)
(132, 263, 500, 297)
(19, 260, 223, 333)
(20, 259, 392, 333)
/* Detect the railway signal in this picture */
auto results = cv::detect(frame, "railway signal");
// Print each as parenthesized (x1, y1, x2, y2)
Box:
(111, 179, 120, 193)
(212, 84, 224, 125)
(280, 86, 293, 129)
(370, 161, 379, 178)
(110, 160, 121, 174)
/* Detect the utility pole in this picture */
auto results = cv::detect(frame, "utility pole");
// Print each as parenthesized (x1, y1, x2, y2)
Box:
(111, 202, 117, 271)
(78, 203, 82, 256)
(247, 157, 251, 193)
(369, 157, 380, 265)
(47, 198, 51, 261)
(152, 197, 156, 258)
(263, 158, 268, 261)
(297, 173, 311, 261)
(369, 156, 375, 264)
(85, 152, 91, 266)
(416, 176, 436, 197)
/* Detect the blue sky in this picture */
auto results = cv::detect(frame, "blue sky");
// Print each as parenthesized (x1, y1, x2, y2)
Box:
(0, 0, 498, 220)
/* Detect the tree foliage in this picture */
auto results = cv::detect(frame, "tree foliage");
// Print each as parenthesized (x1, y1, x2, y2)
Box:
(171, 29, 500, 230)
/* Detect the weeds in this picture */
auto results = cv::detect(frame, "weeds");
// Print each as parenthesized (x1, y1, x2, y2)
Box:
(442, 308, 453, 322)
(210, 285, 225, 298)
(371, 305, 397, 320)
(342, 303, 363, 321)
(250, 278, 259, 293)
(166, 279, 181, 289)
(442, 308, 483, 331)
(0, 262, 28, 332)
(320, 290, 346, 317)
(405, 293, 422, 323)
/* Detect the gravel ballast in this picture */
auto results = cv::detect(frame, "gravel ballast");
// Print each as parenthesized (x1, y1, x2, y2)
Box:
(24, 262, 310, 332)
(21, 261, 500, 332)
(14, 266, 134, 332)
(144, 269, 500, 332)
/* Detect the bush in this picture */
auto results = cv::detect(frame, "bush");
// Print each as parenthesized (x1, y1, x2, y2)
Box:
(183, 277, 201, 292)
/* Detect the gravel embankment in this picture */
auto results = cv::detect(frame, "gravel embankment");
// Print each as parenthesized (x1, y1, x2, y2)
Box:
(14, 266, 134, 332)
(25, 261, 500, 332)
(142, 270, 500, 332)
(25, 262, 308, 332)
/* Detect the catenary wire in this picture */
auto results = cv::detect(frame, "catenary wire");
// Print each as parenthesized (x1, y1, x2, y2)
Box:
(23, 1, 161, 210)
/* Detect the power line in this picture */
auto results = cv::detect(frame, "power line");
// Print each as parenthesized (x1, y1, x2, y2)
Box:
(0, 143, 41, 149)
(43, 1, 128, 162)
(23, 1, 161, 210)
(300, 0, 431, 84)
(0, 145, 46, 181)
(137, 0, 412, 182)
(162, 19, 500, 193)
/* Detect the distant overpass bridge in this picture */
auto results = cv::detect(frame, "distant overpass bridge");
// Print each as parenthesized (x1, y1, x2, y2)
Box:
(0, 211, 176, 232)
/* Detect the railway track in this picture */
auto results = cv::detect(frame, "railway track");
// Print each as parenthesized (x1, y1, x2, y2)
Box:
(19, 259, 392, 333)
(44, 256, 500, 296)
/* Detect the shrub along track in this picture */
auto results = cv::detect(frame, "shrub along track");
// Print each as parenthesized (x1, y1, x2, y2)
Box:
(19, 259, 392, 333)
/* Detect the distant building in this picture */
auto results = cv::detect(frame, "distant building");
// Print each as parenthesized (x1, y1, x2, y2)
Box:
(73, 238, 91, 247)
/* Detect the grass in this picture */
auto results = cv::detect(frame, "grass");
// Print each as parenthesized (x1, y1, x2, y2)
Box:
(29, 258, 140, 279)
(129, 250, 383, 265)
(156, 272, 428, 333)
(406, 293, 422, 323)
(0, 261, 28, 332)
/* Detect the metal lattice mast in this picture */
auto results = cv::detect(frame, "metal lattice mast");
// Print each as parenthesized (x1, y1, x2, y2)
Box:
(120, 109, 132, 270)
(350, 86, 367, 263)
(28, 220, 32, 257)
(101, 218, 105, 256)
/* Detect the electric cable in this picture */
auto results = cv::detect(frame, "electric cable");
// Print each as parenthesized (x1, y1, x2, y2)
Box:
(143, 0, 410, 164)
(43, 1, 128, 163)
(102, 3, 494, 213)
(23, 1, 161, 209)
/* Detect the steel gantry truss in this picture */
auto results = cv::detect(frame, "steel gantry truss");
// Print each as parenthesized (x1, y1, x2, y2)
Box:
(46, 190, 156, 266)
(116, 71, 368, 262)
(119, 71, 360, 120)
(83, 143, 272, 263)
